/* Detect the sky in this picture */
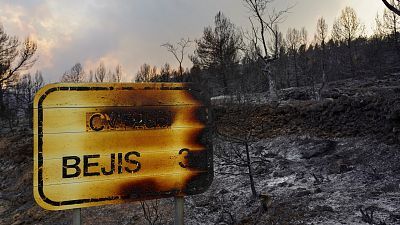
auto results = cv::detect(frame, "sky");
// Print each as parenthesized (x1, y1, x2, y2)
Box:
(0, 0, 387, 82)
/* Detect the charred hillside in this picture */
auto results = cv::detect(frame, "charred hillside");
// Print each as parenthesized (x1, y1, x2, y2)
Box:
(0, 75, 399, 225)
(214, 75, 400, 144)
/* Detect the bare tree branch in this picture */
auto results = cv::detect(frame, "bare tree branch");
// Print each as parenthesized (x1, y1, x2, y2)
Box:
(0, 38, 37, 84)
(161, 38, 191, 77)
(94, 62, 106, 82)
(382, 0, 400, 16)
(242, 0, 292, 101)
(140, 200, 162, 225)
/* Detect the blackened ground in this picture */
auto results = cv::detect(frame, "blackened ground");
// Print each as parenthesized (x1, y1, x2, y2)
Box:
(186, 136, 400, 224)
(0, 75, 399, 224)
(214, 75, 400, 144)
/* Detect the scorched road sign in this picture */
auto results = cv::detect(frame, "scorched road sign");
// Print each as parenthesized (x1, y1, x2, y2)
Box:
(33, 83, 213, 210)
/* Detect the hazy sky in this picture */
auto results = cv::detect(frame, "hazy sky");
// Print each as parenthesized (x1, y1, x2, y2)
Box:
(0, 0, 386, 82)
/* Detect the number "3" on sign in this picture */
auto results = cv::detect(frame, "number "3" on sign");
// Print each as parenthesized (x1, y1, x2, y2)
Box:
(179, 148, 190, 168)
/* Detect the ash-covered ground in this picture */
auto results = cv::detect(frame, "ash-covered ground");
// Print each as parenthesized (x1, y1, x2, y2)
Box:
(187, 136, 400, 225)
(0, 75, 399, 224)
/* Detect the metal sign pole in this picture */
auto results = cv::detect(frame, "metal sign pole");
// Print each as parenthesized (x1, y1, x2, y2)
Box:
(73, 208, 81, 225)
(174, 196, 184, 225)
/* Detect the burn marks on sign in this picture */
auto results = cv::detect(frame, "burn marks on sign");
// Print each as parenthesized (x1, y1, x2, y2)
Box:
(118, 178, 166, 199)
(86, 109, 174, 131)
(34, 83, 213, 210)
(179, 149, 210, 171)
(117, 171, 212, 199)
(85, 106, 208, 132)
(184, 171, 214, 195)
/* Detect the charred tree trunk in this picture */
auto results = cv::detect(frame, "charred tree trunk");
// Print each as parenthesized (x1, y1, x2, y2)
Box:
(0, 84, 5, 116)
(222, 71, 229, 95)
(294, 53, 299, 87)
(316, 71, 326, 101)
(245, 141, 257, 197)
(263, 60, 278, 101)
(347, 39, 356, 77)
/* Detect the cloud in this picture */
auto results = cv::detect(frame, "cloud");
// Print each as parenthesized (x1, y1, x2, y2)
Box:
(0, 1, 93, 78)
(0, 0, 243, 81)
(0, 0, 387, 83)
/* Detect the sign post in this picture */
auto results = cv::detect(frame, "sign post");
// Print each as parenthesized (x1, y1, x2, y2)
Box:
(33, 83, 213, 222)
(174, 196, 184, 225)
(73, 208, 81, 225)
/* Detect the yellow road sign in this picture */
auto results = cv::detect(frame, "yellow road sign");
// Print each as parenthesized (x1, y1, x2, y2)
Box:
(33, 83, 213, 210)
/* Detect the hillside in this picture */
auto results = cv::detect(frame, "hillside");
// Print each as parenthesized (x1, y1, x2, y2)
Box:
(0, 75, 399, 224)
